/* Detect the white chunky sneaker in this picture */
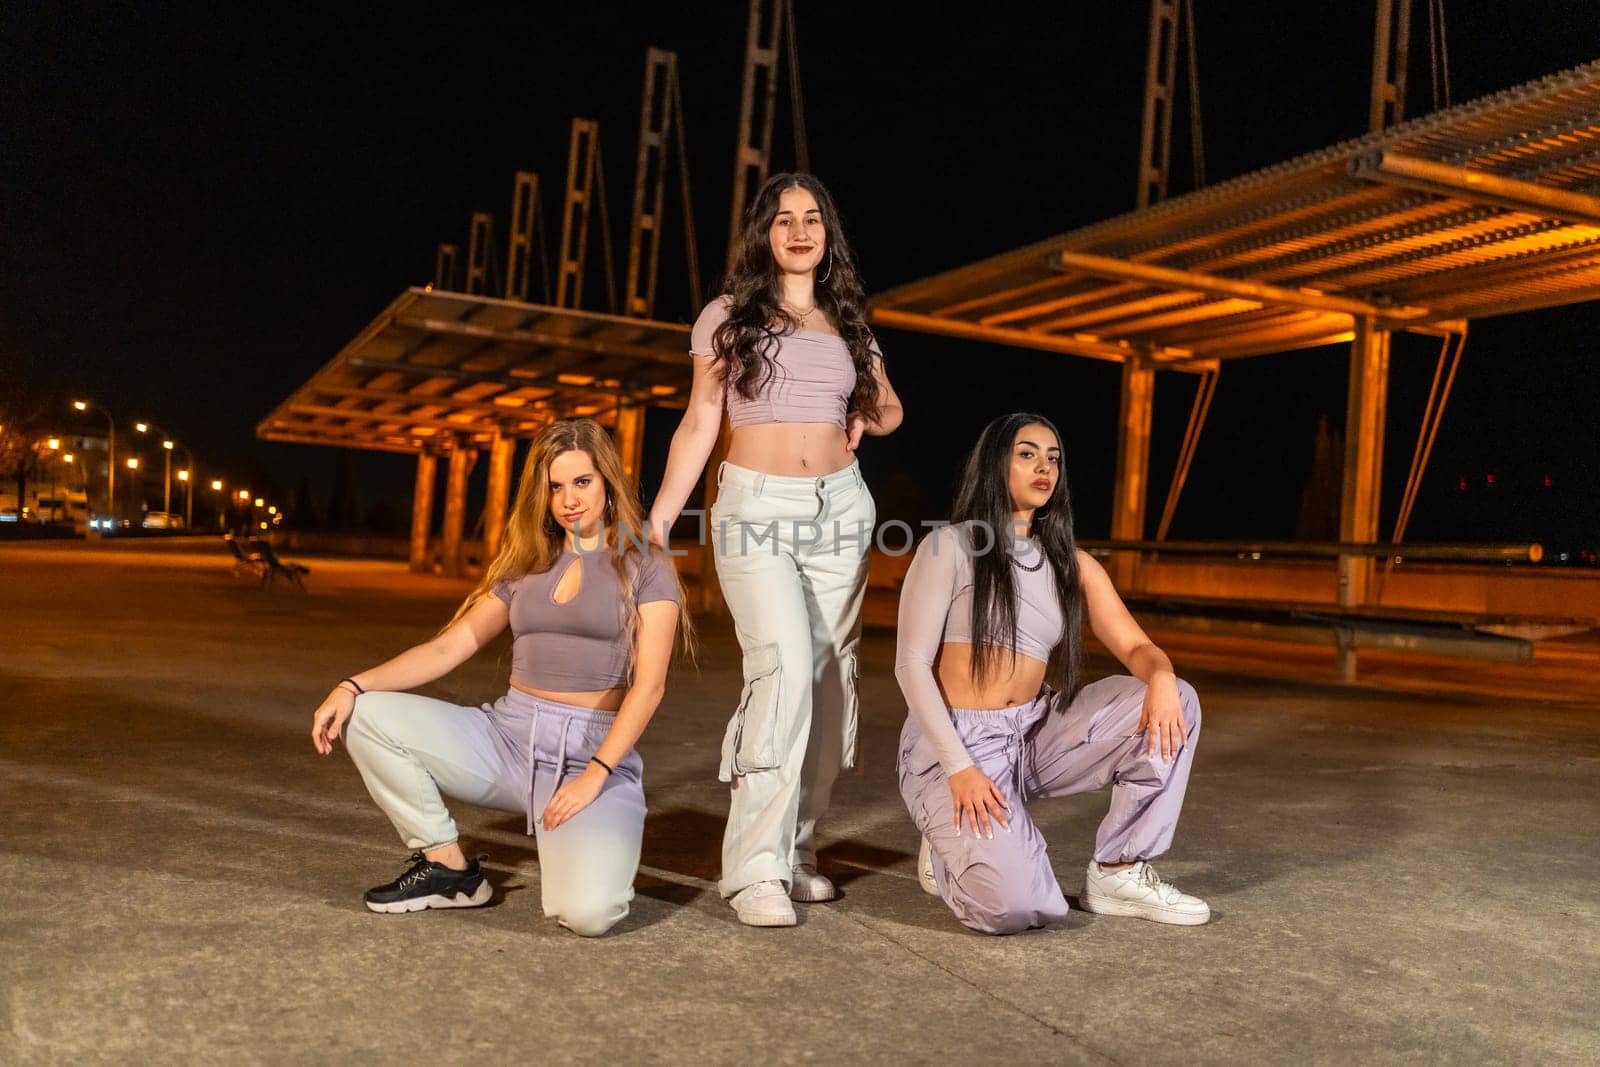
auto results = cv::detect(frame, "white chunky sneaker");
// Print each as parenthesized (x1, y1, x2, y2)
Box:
(731, 880, 797, 927)
(790, 863, 837, 902)
(1082, 861, 1210, 925)
(916, 836, 940, 896)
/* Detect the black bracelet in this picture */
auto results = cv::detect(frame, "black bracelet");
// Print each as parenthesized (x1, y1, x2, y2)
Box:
(590, 755, 615, 776)
(339, 677, 365, 695)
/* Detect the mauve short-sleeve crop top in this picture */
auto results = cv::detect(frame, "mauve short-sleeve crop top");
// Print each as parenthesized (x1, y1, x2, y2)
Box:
(492, 547, 680, 691)
(690, 296, 879, 430)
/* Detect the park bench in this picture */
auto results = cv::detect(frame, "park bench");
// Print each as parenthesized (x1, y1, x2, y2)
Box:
(222, 535, 310, 590)
(224, 535, 266, 578)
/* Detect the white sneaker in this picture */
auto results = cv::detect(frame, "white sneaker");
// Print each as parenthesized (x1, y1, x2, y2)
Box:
(790, 863, 837, 902)
(916, 836, 940, 896)
(1082, 861, 1210, 925)
(730, 880, 797, 927)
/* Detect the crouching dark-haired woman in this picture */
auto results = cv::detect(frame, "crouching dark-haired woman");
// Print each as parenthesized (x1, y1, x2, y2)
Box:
(310, 418, 690, 937)
(895, 412, 1208, 935)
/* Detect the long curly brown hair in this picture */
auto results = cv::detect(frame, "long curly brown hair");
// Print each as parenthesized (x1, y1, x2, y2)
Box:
(711, 172, 881, 425)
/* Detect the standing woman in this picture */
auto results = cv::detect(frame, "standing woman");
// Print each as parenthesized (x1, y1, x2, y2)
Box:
(895, 412, 1208, 935)
(647, 173, 903, 926)
(310, 418, 689, 937)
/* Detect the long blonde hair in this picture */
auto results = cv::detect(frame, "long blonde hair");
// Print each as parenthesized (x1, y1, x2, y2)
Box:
(451, 417, 695, 670)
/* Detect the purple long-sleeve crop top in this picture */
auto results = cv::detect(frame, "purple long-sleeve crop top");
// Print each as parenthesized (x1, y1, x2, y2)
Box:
(893, 523, 1067, 774)
(690, 296, 879, 430)
(492, 547, 680, 691)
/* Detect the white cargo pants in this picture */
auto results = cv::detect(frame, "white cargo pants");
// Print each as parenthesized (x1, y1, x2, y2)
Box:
(710, 459, 875, 897)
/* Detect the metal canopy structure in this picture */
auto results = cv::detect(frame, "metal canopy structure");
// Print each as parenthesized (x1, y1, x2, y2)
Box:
(257, 285, 691, 578)
(872, 56, 1600, 628)
(871, 60, 1600, 368)
(257, 287, 690, 457)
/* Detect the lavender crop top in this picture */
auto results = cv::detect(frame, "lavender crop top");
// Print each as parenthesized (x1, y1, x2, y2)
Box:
(690, 296, 879, 430)
(893, 523, 1068, 774)
(492, 547, 681, 691)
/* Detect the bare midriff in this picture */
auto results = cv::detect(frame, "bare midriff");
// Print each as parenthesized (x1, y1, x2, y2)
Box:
(934, 643, 1050, 710)
(726, 422, 855, 478)
(509, 678, 625, 712)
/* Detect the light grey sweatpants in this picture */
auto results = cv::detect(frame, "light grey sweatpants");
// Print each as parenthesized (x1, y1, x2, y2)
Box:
(897, 675, 1202, 935)
(711, 459, 875, 897)
(344, 687, 645, 937)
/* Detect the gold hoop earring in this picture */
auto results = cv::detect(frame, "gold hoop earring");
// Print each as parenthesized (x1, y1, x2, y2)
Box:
(818, 248, 832, 284)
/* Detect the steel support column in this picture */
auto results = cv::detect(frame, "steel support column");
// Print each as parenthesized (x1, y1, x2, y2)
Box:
(440, 444, 478, 579)
(613, 404, 646, 486)
(506, 172, 540, 302)
(557, 118, 602, 310)
(482, 434, 517, 562)
(1111, 357, 1156, 590)
(466, 212, 494, 295)
(1370, 0, 1412, 132)
(727, 0, 786, 268)
(1136, 0, 1179, 209)
(433, 245, 458, 291)
(628, 49, 677, 318)
(408, 451, 438, 574)
(1339, 317, 1391, 621)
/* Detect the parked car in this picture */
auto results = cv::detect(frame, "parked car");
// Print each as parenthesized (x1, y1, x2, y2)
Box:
(141, 511, 184, 530)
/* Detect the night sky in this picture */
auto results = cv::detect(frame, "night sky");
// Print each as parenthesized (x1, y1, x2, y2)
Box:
(4, 2, 1596, 551)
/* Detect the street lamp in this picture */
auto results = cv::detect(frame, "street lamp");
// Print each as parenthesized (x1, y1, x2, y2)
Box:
(71, 399, 115, 526)
(210, 479, 224, 531)
(134, 421, 191, 524)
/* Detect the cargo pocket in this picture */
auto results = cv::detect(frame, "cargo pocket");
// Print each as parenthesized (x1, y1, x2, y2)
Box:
(718, 643, 784, 782)
(896, 736, 946, 835)
(839, 645, 861, 771)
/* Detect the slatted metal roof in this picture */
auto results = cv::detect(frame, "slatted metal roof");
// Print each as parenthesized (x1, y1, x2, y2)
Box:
(258, 288, 692, 454)
(871, 61, 1600, 368)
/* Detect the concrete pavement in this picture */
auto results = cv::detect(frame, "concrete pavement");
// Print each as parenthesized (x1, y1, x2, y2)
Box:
(2, 540, 1596, 1063)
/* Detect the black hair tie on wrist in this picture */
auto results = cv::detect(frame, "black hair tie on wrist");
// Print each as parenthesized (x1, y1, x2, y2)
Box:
(339, 677, 365, 695)
(590, 755, 615, 776)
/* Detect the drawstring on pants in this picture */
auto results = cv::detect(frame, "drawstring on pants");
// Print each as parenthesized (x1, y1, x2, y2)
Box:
(527, 709, 579, 834)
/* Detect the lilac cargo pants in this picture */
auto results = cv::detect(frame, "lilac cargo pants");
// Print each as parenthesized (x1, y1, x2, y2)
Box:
(897, 675, 1201, 935)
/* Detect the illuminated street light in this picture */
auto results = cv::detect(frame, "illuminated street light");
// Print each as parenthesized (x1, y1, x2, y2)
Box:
(127, 458, 140, 470)
(177, 469, 189, 482)
(70, 399, 115, 525)
(267, 505, 277, 515)
(238, 490, 250, 501)
(211, 480, 223, 491)
(63, 454, 75, 464)
(47, 438, 60, 450)
(254, 498, 264, 508)
(134, 422, 181, 518)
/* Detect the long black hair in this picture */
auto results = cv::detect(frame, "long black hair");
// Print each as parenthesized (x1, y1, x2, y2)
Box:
(950, 412, 1084, 704)
(711, 172, 882, 424)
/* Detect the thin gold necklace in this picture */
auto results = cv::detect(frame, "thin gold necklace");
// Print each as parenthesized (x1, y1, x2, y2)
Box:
(783, 299, 817, 329)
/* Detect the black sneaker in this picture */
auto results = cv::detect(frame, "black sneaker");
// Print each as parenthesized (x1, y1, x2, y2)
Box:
(363, 852, 492, 914)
